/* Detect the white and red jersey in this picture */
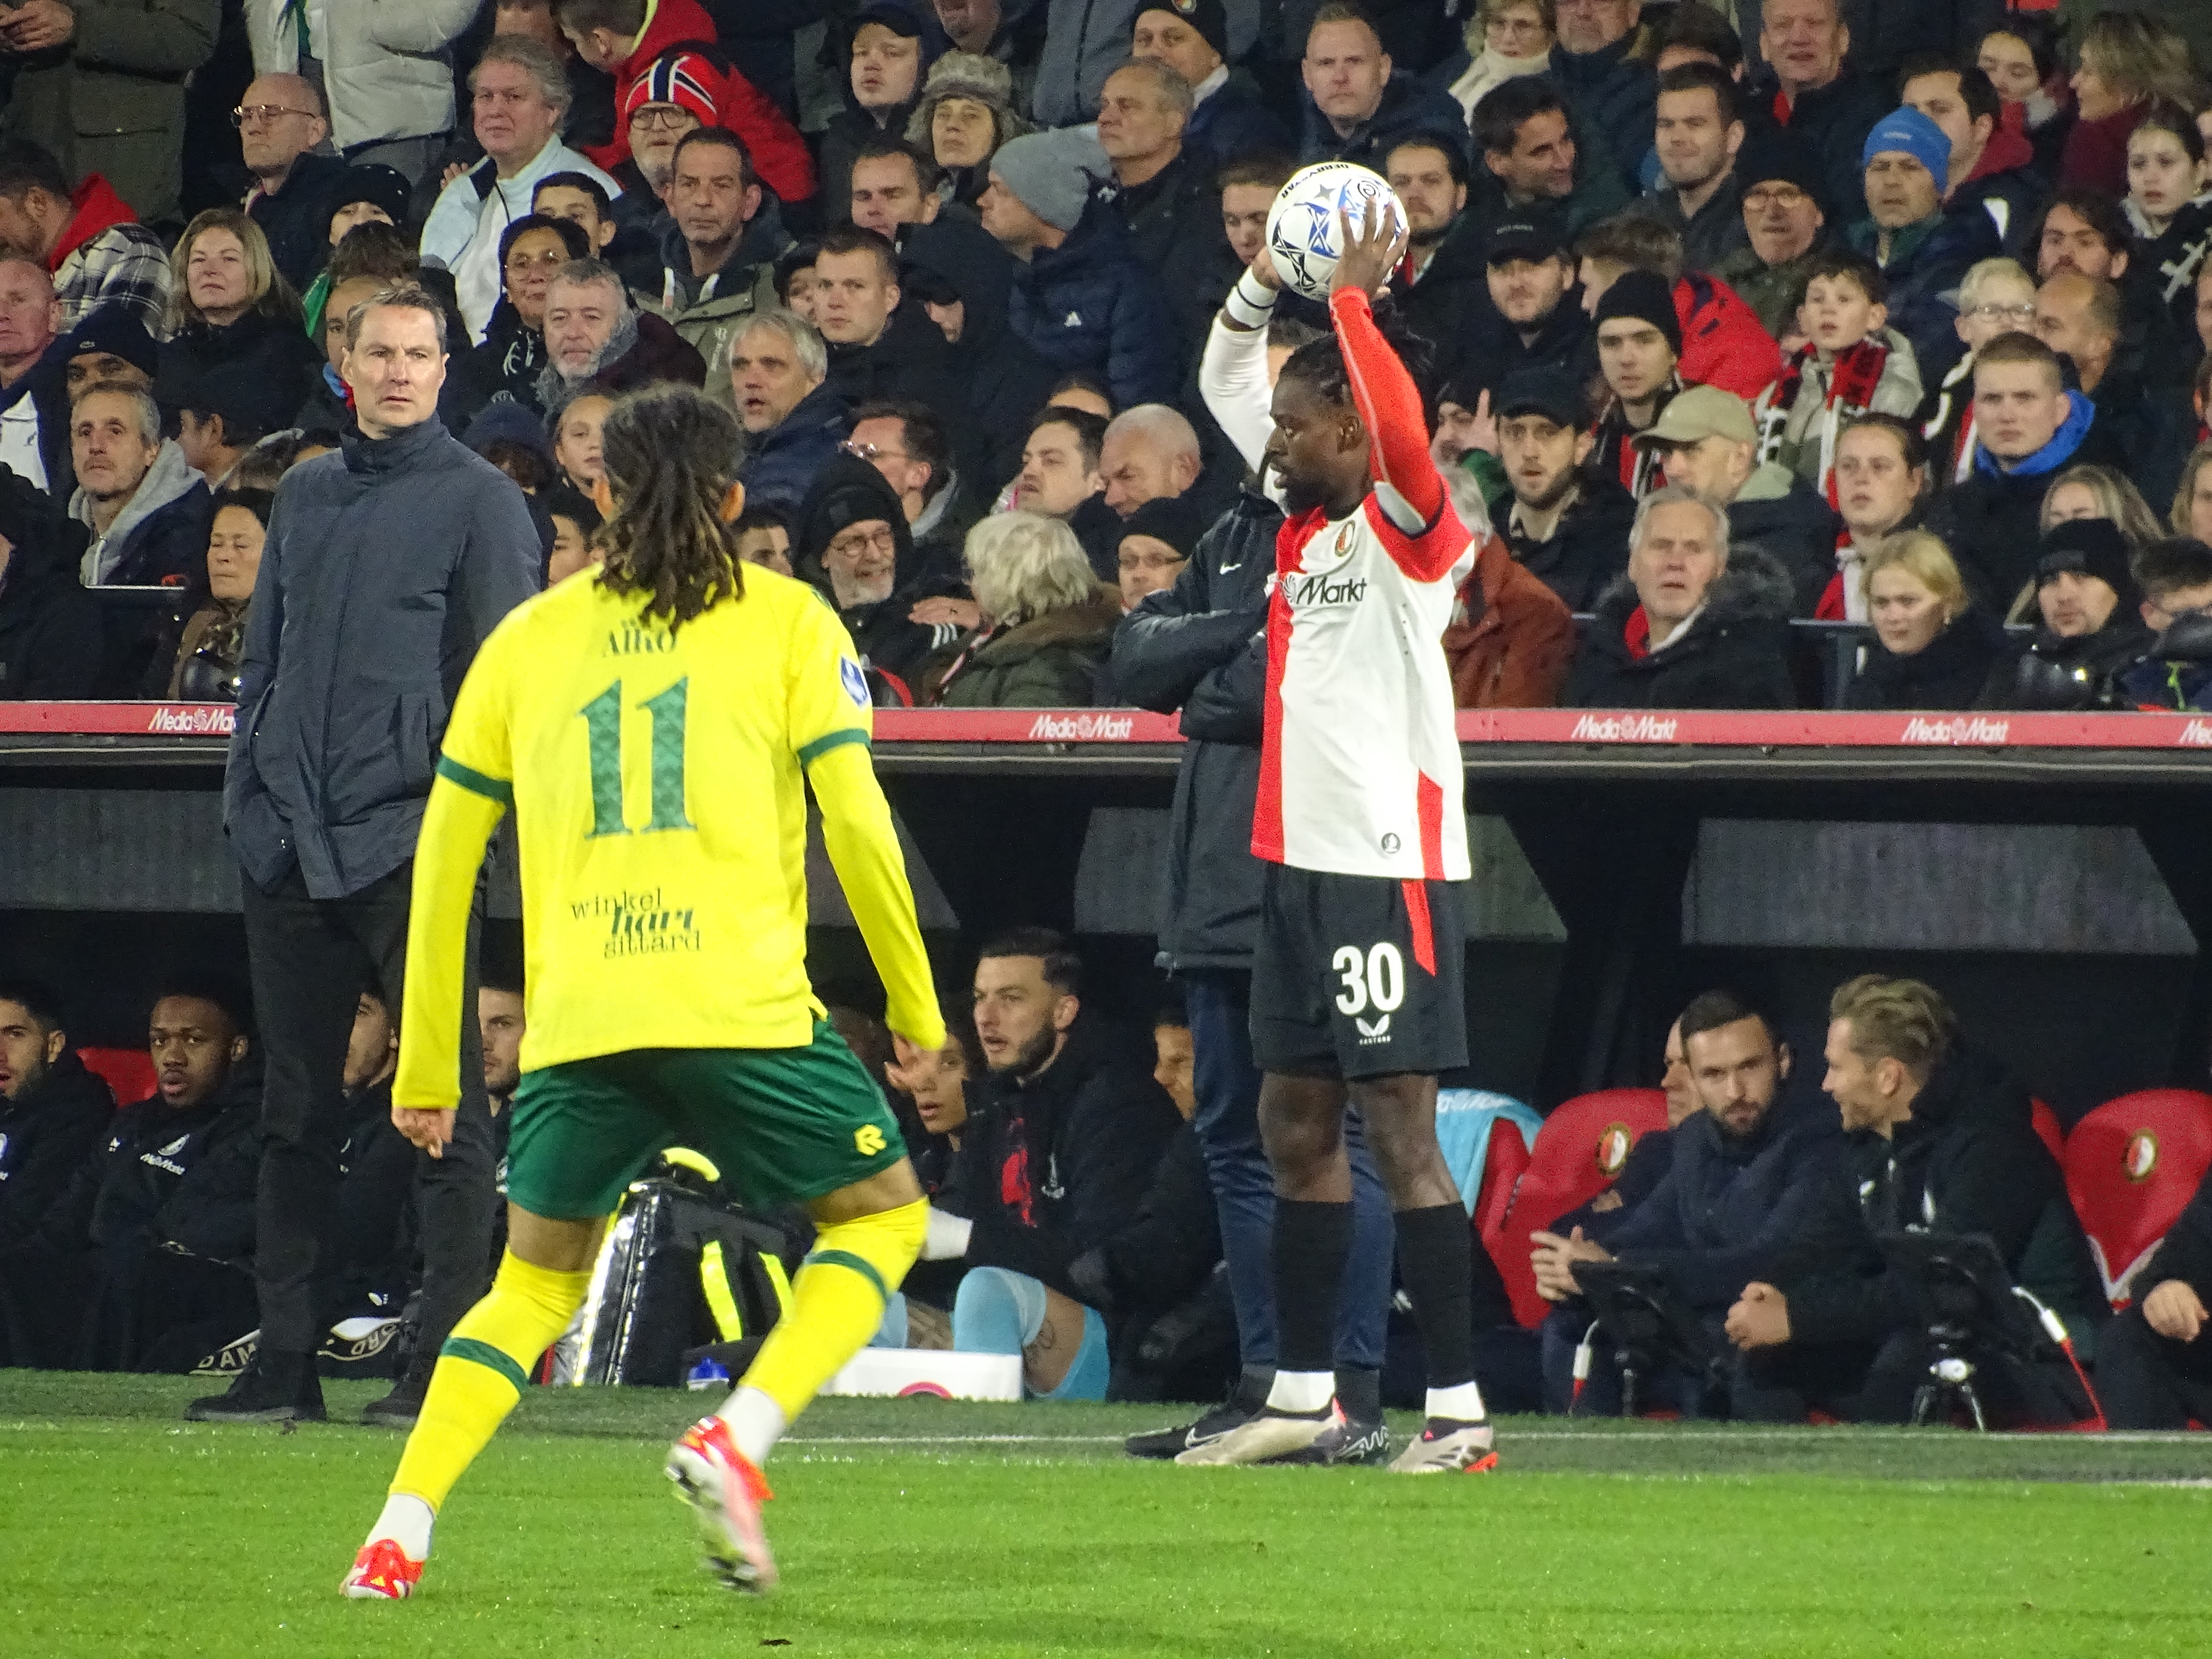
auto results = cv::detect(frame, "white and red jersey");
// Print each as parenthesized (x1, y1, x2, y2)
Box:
(1253, 290, 1476, 882)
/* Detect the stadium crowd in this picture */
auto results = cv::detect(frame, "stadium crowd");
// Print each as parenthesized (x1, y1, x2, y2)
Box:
(6, 0, 2212, 1445)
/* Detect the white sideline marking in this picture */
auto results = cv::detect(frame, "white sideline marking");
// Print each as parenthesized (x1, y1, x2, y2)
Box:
(782, 1429, 2212, 1447)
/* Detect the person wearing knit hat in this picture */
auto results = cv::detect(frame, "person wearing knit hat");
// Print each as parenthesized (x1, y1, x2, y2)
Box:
(981, 128, 1110, 240)
(1133, 0, 1291, 169)
(1115, 493, 1204, 610)
(1859, 107, 1951, 213)
(2001, 514, 2155, 702)
(324, 165, 413, 247)
(1714, 134, 1833, 343)
(906, 52, 1031, 208)
(620, 52, 725, 199)
(61, 308, 160, 392)
(818, 1, 947, 240)
(1845, 103, 1995, 385)
(1589, 268, 1688, 500)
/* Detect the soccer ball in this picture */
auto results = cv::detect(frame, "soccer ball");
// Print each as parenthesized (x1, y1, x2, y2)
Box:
(1263, 162, 1406, 302)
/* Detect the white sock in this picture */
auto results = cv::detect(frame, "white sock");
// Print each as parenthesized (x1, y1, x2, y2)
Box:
(715, 1385, 789, 1467)
(366, 1493, 435, 1560)
(1264, 1369, 1334, 1414)
(1426, 1380, 1487, 1423)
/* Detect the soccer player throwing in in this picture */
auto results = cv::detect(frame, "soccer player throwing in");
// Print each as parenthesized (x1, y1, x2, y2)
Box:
(1182, 203, 1496, 1472)
(342, 384, 945, 1598)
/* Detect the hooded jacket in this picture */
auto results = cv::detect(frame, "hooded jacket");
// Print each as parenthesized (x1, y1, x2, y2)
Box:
(1009, 201, 1181, 410)
(0, 498, 100, 699)
(1845, 209, 1998, 391)
(635, 206, 790, 412)
(928, 581, 1123, 708)
(1603, 1078, 1850, 1311)
(1843, 606, 2015, 712)
(939, 1014, 1186, 1298)
(1778, 1046, 2105, 1353)
(904, 210, 1051, 486)
(1443, 531, 1575, 709)
(1727, 459, 1843, 616)
(1549, 27, 1656, 195)
(1564, 544, 1798, 710)
(817, 1, 946, 227)
(739, 378, 850, 515)
(1296, 67, 1469, 175)
(0, 1051, 114, 1250)
(224, 418, 540, 900)
(793, 452, 960, 692)
(1503, 475, 1636, 614)
(1948, 125, 2040, 257)
(1924, 397, 2126, 605)
(1112, 489, 1278, 971)
(1675, 271, 1785, 403)
(73, 439, 213, 589)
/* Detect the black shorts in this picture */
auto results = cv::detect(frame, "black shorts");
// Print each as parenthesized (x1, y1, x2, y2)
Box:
(1249, 864, 1468, 1081)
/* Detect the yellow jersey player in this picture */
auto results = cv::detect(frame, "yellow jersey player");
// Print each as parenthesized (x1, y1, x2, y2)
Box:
(342, 384, 945, 1601)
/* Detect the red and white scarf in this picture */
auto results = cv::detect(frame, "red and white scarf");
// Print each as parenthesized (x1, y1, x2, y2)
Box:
(1755, 336, 1891, 504)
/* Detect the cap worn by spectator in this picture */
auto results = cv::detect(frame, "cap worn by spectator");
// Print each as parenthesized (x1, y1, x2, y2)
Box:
(180, 360, 301, 440)
(1632, 384, 1756, 448)
(64, 309, 160, 378)
(1735, 133, 1828, 216)
(853, 2, 927, 41)
(1142, 0, 1229, 61)
(990, 129, 1111, 233)
(464, 400, 557, 469)
(624, 52, 723, 126)
(332, 164, 412, 230)
(1861, 106, 1950, 185)
(1496, 367, 1585, 428)
(1593, 268, 1683, 356)
(1119, 494, 1205, 560)
(1487, 220, 1564, 267)
(2035, 518, 2135, 598)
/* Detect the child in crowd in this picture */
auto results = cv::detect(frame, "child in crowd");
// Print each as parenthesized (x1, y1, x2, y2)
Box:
(2123, 101, 2212, 342)
(1755, 250, 1923, 501)
(543, 483, 602, 585)
(552, 392, 611, 495)
(1924, 257, 2039, 484)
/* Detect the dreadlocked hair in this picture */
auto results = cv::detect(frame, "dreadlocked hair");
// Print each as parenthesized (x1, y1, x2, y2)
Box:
(593, 384, 745, 629)
(1275, 292, 1438, 409)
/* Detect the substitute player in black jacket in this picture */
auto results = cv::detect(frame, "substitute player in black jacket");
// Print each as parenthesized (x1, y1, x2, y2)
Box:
(0, 979, 114, 1252)
(2096, 1173, 2212, 1429)
(1726, 975, 2103, 1425)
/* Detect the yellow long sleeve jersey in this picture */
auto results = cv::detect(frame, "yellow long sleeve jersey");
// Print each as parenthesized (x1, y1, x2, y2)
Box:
(394, 563, 944, 1109)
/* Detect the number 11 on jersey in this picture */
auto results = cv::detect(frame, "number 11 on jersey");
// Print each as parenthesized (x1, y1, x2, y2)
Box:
(579, 677, 696, 838)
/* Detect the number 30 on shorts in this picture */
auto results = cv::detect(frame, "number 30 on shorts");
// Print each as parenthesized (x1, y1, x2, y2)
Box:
(1332, 943, 1405, 1017)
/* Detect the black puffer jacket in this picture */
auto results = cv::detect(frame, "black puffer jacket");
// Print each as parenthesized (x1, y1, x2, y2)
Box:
(1779, 1046, 2105, 1354)
(1727, 463, 1842, 617)
(0, 489, 99, 699)
(85, 1066, 261, 1263)
(793, 453, 962, 696)
(1110, 489, 1279, 971)
(1979, 614, 2156, 710)
(938, 1016, 1186, 1299)
(0, 1053, 114, 1249)
(1507, 478, 1634, 615)
(1563, 545, 1798, 709)
(1844, 607, 2015, 712)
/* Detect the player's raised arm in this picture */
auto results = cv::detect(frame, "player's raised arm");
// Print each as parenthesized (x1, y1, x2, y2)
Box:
(1202, 245, 1282, 476)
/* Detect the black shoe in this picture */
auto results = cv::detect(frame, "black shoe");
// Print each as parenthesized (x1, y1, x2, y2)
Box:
(1287, 1403, 1391, 1467)
(185, 1349, 326, 1424)
(1125, 1394, 1257, 1460)
(361, 1361, 432, 1429)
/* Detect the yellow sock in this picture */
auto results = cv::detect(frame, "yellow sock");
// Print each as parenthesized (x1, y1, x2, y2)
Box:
(739, 1199, 927, 1424)
(390, 1251, 591, 1510)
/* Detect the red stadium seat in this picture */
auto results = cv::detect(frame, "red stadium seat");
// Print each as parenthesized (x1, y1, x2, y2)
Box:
(2031, 1099, 2065, 1165)
(2064, 1090, 2212, 1310)
(1473, 1118, 1531, 1289)
(76, 1046, 153, 1106)
(1491, 1089, 1671, 1328)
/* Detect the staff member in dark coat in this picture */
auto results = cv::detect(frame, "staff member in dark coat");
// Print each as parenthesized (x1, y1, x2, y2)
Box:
(0, 468, 97, 698)
(198, 281, 539, 1429)
(2098, 1173, 2212, 1429)
(1728, 975, 2104, 1425)
(0, 978, 114, 1251)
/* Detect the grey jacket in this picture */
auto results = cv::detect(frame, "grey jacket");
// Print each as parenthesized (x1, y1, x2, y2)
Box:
(224, 418, 540, 900)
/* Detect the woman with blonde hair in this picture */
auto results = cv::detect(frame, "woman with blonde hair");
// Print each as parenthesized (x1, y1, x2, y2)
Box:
(1843, 531, 2014, 711)
(2174, 442, 2212, 543)
(2061, 13, 2205, 198)
(158, 207, 321, 408)
(1443, 0, 1555, 122)
(924, 511, 1121, 707)
(2039, 462, 2167, 547)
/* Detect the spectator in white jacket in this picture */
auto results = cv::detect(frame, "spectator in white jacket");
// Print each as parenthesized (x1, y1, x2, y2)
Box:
(244, 0, 479, 187)
(420, 36, 622, 346)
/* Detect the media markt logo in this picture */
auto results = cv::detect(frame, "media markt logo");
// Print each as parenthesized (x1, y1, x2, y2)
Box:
(1569, 713, 1677, 742)
(2179, 719, 2212, 747)
(1027, 713, 1135, 741)
(146, 704, 235, 735)
(1900, 715, 2009, 745)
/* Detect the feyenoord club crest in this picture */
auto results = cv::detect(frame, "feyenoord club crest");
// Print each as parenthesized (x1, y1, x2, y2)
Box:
(1595, 1123, 1632, 1179)
(2124, 1130, 2160, 1182)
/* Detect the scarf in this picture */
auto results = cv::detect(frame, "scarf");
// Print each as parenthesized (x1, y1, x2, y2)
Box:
(1756, 335, 1890, 503)
(1596, 378, 1680, 499)
(1449, 46, 1551, 119)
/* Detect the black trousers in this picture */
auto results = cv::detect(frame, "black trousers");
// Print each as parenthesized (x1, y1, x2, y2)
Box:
(242, 862, 495, 1359)
(2096, 1307, 2212, 1429)
(1737, 1328, 2090, 1426)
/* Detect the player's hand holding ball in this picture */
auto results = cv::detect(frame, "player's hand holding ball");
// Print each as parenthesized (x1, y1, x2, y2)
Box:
(1328, 198, 1407, 301)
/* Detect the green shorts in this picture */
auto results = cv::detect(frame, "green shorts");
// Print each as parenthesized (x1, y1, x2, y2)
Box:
(504, 1021, 906, 1220)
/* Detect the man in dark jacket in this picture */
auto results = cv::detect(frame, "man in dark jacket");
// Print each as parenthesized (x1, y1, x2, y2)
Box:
(981, 127, 1180, 408)
(533, 257, 707, 419)
(1134, 0, 1285, 172)
(1110, 483, 1398, 1455)
(1924, 331, 2127, 606)
(0, 467, 98, 698)
(811, 227, 963, 431)
(1646, 62, 1749, 276)
(1100, 57, 1232, 365)
(902, 215, 1054, 490)
(1749, 0, 1888, 224)
(1532, 991, 1847, 1415)
(1727, 975, 2104, 1424)
(205, 283, 536, 1427)
(924, 931, 1186, 1400)
(1462, 367, 1633, 613)
(1564, 483, 1797, 708)
(1548, 0, 1655, 195)
(733, 308, 848, 513)
(1714, 133, 1835, 342)
(793, 453, 961, 698)
(2098, 1172, 2212, 1429)
(0, 978, 113, 1251)
(1295, 6, 1465, 174)
(1844, 106, 1995, 387)
(239, 73, 352, 292)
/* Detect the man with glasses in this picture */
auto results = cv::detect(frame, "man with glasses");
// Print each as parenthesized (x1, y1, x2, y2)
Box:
(791, 451, 953, 689)
(1921, 256, 2035, 482)
(1715, 135, 1830, 341)
(846, 399, 972, 582)
(239, 74, 351, 291)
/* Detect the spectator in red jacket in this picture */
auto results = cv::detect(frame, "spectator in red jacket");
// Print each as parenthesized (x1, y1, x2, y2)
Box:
(1576, 212, 1781, 402)
(555, 0, 814, 209)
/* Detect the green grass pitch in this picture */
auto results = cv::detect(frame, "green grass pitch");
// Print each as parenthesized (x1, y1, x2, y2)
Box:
(6, 1372, 2212, 1658)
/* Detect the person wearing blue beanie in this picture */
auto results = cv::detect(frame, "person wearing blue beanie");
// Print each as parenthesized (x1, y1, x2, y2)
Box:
(1860, 107, 1951, 204)
(1845, 103, 1994, 388)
